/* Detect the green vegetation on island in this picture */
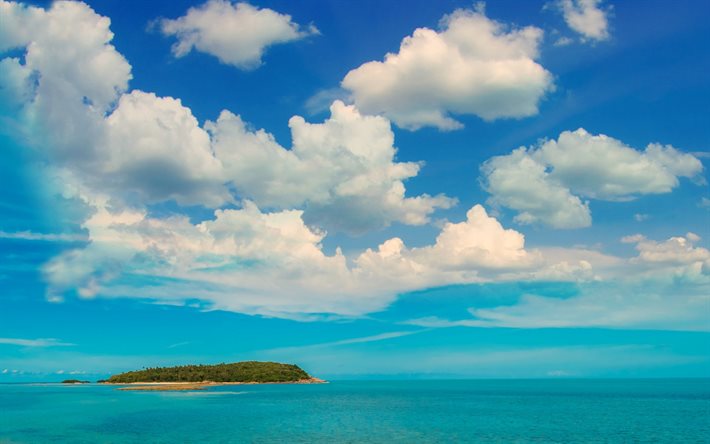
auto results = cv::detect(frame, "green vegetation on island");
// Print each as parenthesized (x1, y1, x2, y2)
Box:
(61, 379, 89, 384)
(105, 361, 315, 383)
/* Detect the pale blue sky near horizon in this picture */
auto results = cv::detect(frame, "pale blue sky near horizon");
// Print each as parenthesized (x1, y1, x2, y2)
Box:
(0, 0, 708, 381)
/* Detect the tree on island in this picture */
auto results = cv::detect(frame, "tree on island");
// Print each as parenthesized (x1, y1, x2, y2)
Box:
(105, 361, 313, 383)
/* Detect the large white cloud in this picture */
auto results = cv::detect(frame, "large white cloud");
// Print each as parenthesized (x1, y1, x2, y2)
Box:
(0, 0, 230, 207)
(556, 0, 610, 42)
(42, 198, 548, 318)
(0, 0, 451, 231)
(0, 1, 130, 112)
(209, 100, 455, 233)
(355, 205, 543, 289)
(341, 7, 553, 130)
(481, 128, 703, 228)
(0, 0, 131, 161)
(158, 0, 317, 70)
(103, 91, 230, 207)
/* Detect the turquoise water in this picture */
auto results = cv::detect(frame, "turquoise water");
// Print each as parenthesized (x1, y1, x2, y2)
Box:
(1, 379, 709, 443)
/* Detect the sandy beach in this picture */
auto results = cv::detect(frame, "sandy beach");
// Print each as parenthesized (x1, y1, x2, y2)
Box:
(112, 378, 326, 391)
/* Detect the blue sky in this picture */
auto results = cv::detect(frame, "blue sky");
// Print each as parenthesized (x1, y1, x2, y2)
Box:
(0, 0, 708, 381)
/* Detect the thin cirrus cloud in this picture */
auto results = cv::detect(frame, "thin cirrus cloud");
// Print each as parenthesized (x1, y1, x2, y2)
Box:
(157, 0, 318, 70)
(0, 230, 86, 242)
(341, 5, 554, 130)
(407, 232, 710, 332)
(481, 128, 703, 229)
(0, 338, 74, 347)
(554, 0, 611, 42)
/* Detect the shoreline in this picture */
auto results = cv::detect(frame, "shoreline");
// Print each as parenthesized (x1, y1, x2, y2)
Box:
(108, 378, 327, 391)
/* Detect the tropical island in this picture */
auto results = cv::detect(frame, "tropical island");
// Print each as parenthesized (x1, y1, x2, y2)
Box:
(102, 361, 325, 391)
(61, 379, 90, 384)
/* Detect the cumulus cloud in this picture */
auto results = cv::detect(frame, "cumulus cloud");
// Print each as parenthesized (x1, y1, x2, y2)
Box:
(0, 1, 230, 207)
(39, 196, 540, 318)
(341, 6, 553, 130)
(0, 0, 130, 158)
(42, 200, 549, 318)
(1, 0, 451, 232)
(103, 91, 230, 207)
(355, 205, 543, 289)
(158, 0, 317, 69)
(31, 187, 602, 320)
(481, 147, 592, 228)
(481, 128, 703, 228)
(555, 0, 610, 42)
(625, 232, 710, 267)
(209, 100, 454, 233)
(0, 1, 130, 112)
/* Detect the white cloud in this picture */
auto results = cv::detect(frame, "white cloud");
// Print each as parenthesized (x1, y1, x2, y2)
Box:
(0, 1, 130, 112)
(556, 0, 610, 42)
(0, 0, 130, 159)
(355, 205, 544, 290)
(103, 91, 230, 207)
(0, 230, 86, 242)
(481, 147, 592, 228)
(42, 200, 557, 318)
(341, 7, 553, 130)
(626, 232, 710, 266)
(414, 281, 709, 331)
(158, 0, 317, 69)
(1, 1, 451, 232)
(538, 132, 703, 199)
(0, 1, 230, 208)
(0, 338, 74, 347)
(553, 36, 573, 47)
(481, 128, 703, 228)
(209, 100, 455, 233)
(464, 278, 710, 331)
(266, 331, 425, 353)
(408, 232, 710, 331)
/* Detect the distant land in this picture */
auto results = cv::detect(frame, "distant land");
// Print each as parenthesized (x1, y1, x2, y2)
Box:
(61, 379, 90, 384)
(102, 361, 325, 390)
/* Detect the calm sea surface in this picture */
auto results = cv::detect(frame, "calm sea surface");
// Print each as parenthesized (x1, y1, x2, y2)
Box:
(1, 379, 709, 443)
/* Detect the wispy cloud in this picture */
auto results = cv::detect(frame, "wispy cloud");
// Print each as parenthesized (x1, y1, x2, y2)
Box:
(167, 341, 194, 349)
(0, 230, 86, 242)
(0, 338, 75, 347)
(263, 330, 426, 354)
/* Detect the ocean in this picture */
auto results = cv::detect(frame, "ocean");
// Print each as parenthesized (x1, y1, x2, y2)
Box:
(1, 379, 708, 443)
